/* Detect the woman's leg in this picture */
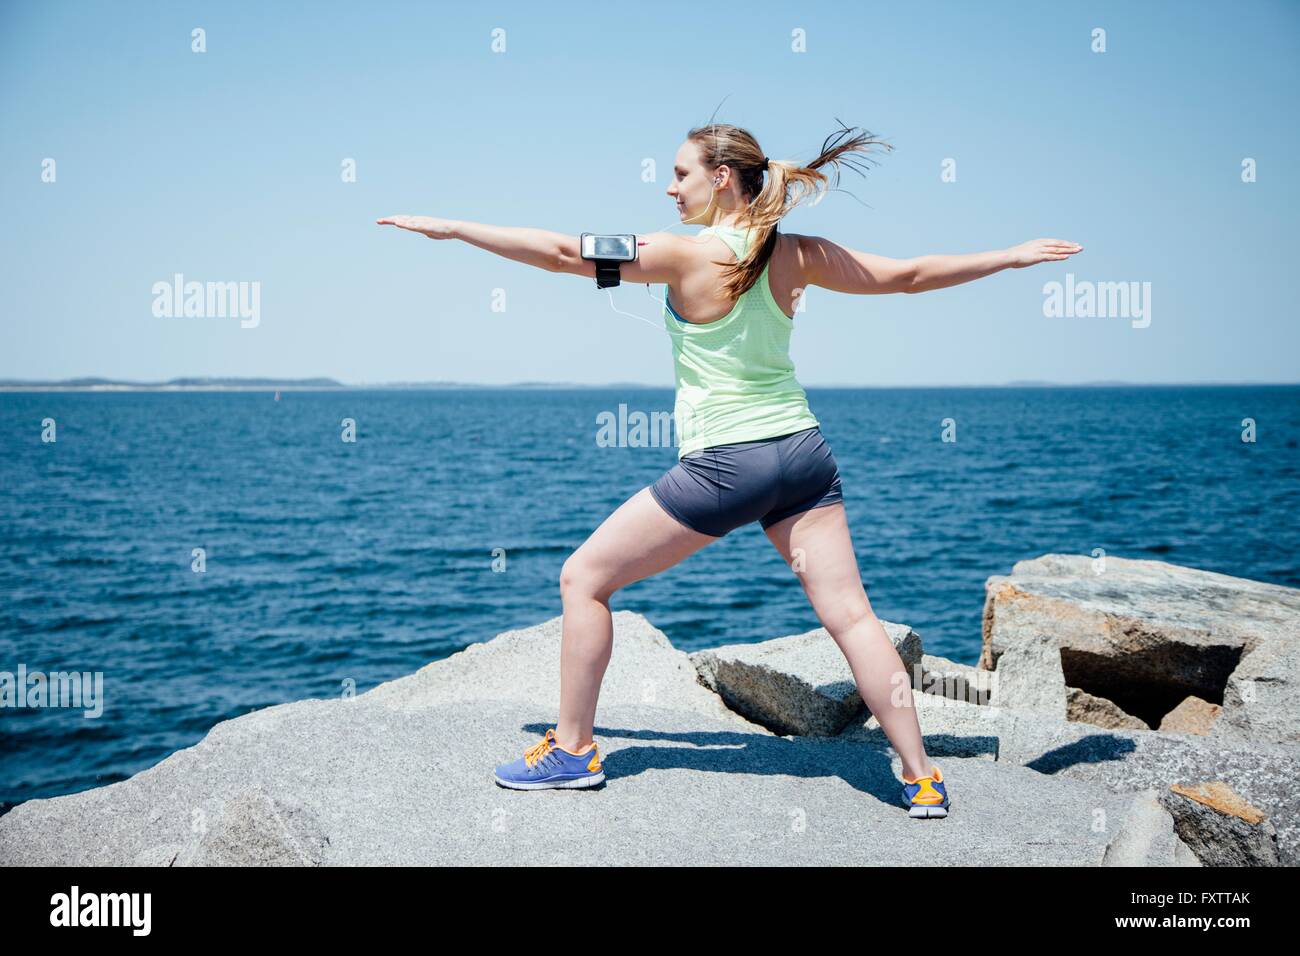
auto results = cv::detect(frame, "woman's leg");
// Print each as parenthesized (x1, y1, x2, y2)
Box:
(763, 501, 934, 781)
(555, 486, 719, 752)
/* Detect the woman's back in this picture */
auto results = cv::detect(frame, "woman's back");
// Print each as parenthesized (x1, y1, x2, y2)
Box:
(665, 223, 802, 324)
(661, 222, 819, 458)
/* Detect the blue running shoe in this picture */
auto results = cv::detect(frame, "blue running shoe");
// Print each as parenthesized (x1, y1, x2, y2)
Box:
(901, 764, 950, 818)
(494, 728, 605, 790)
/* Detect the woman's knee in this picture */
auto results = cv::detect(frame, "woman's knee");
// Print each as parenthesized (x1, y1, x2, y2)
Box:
(559, 555, 614, 603)
(818, 595, 876, 639)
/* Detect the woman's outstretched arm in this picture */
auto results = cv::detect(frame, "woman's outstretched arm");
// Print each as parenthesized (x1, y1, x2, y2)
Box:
(376, 216, 562, 272)
(375, 216, 688, 283)
(793, 234, 1083, 295)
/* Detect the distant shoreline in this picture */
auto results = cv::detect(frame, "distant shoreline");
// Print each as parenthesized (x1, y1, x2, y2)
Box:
(0, 380, 1295, 392)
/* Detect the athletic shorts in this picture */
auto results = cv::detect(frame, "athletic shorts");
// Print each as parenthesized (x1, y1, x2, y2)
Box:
(648, 426, 844, 537)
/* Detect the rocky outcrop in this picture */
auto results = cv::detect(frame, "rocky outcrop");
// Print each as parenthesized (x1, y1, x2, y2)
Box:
(843, 693, 1292, 866)
(0, 608, 1198, 867)
(981, 554, 1300, 750)
(918, 552, 1300, 866)
(2, 552, 1293, 867)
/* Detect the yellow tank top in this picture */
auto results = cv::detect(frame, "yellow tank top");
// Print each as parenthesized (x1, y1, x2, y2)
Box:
(662, 223, 820, 458)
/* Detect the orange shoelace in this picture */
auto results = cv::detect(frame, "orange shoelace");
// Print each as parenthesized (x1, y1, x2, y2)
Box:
(523, 729, 558, 768)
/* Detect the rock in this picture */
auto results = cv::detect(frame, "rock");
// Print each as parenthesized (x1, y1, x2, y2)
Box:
(172, 789, 330, 866)
(688, 621, 922, 736)
(981, 554, 1300, 750)
(0, 610, 1196, 867)
(1159, 696, 1223, 736)
(131, 845, 184, 866)
(989, 629, 1068, 719)
(1101, 790, 1202, 867)
(853, 686, 1016, 762)
(919, 654, 994, 705)
(843, 694, 1299, 865)
(364, 610, 759, 732)
(1066, 687, 1151, 731)
(1159, 781, 1281, 866)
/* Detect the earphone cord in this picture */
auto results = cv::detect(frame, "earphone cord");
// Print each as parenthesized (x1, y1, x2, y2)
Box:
(600, 174, 763, 335)
(601, 285, 678, 336)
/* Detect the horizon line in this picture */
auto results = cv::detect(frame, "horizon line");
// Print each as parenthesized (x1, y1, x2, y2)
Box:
(1, 377, 1298, 391)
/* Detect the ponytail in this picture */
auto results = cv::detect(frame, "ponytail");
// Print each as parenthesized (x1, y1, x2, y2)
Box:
(686, 120, 892, 299)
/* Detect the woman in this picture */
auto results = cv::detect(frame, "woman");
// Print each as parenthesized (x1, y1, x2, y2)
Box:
(378, 123, 1081, 818)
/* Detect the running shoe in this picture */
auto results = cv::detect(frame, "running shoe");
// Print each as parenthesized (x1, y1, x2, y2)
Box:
(901, 764, 950, 818)
(494, 728, 605, 790)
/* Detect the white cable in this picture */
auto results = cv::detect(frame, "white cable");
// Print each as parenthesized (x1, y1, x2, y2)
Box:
(597, 174, 766, 335)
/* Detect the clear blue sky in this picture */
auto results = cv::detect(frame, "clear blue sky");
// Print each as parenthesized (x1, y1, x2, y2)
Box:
(2, 0, 1296, 385)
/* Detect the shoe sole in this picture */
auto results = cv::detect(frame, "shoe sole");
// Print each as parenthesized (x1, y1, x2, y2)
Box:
(494, 771, 606, 790)
(903, 788, 951, 818)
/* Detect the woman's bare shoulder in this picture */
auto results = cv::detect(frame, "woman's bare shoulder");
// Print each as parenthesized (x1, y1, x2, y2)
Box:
(778, 231, 916, 294)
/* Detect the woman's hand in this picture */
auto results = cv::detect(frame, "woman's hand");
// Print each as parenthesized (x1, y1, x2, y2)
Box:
(1006, 238, 1083, 268)
(375, 215, 459, 239)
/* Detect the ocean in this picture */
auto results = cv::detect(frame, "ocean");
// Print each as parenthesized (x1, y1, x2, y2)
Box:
(1, 385, 1296, 811)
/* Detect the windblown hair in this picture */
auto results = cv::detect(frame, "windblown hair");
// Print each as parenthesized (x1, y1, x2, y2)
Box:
(685, 121, 892, 299)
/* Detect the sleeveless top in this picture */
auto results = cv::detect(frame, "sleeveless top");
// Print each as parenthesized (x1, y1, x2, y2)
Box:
(662, 223, 820, 459)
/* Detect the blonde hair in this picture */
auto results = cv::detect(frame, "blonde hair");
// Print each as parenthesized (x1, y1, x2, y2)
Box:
(686, 121, 892, 299)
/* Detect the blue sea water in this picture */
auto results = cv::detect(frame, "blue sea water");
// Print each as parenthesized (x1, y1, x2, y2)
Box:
(1, 386, 1297, 813)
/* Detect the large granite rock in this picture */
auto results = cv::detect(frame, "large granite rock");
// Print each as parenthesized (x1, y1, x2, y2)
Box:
(688, 622, 922, 736)
(0, 610, 1196, 867)
(842, 691, 1292, 866)
(1066, 687, 1150, 731)
(919, 653, 993, 706)
(981, 554, 1300, 751)
(1161, 782, 1280, 866)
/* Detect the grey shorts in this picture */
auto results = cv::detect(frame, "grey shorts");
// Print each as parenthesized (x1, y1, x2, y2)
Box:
(648, 426, 844, 537)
